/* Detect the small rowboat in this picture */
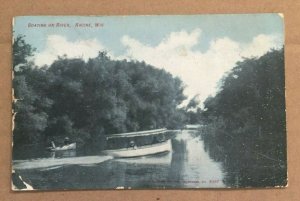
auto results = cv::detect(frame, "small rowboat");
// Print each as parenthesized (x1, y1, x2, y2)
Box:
(47, 143, 76, 152)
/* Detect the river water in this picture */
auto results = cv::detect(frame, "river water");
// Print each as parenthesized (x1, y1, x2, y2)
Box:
(13, 130, 226, 190)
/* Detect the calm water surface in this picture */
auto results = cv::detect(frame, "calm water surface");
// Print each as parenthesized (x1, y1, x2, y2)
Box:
(13, 130, 225, 189)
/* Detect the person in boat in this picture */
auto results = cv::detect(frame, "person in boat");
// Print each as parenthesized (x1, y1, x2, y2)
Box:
(129, 140, 137, 149)
(152, 135, 166, 144)
(152, 136, 159, 144)
(160, 135, 166, 142)
(47, 137, 56, 148)
(64, 137, 70, 145)
(46, 139, 56, 151)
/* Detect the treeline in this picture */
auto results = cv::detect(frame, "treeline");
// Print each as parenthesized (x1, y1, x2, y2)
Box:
(201, 48, 287, 187)
(13, 36, 187, 147)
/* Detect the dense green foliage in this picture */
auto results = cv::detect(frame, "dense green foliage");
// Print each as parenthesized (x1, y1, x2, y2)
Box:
(201, 48, 287, 187)
(13, 36, 186, 147)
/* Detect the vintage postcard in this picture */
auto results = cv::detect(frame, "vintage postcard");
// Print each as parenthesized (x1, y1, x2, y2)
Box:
(12, 14, 287, 190)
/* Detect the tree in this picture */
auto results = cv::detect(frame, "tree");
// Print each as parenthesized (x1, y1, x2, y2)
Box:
(13, 40, 187, 149)
(13, 35, 36, 71)
(13, 36, 49, 145)
(201, 48, 286, 187)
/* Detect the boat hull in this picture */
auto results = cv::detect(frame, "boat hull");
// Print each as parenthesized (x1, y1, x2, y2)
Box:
(48, 143, 77, 152)
(103, 139, 172, 158)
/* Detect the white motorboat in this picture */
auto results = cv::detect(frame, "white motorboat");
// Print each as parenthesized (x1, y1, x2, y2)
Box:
(103, 128, 172, 158)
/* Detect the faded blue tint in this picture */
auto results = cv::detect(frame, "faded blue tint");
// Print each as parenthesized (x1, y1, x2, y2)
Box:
(13, 14, 284, 56)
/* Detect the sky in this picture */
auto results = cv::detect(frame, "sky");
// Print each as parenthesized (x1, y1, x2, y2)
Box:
(13, 14, 284, 106)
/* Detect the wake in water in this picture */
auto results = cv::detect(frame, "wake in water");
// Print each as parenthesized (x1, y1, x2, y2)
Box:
(13, 155, 113, 170)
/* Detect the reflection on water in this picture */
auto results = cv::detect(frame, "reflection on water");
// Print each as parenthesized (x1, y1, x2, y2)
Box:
(13, 130, 225, 189)
(171, 132, 224, 188)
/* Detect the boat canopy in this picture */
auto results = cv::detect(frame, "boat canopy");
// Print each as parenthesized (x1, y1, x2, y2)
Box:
(106, 128, 167, 140)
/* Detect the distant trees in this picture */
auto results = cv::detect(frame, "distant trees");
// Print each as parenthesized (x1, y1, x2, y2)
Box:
(185, 95, 203, 124)
(13, 36, 187, 147)
(201, 48, 287, 187)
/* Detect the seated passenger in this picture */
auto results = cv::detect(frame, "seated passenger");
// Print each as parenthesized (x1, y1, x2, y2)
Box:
(64, 137, 70, 145)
